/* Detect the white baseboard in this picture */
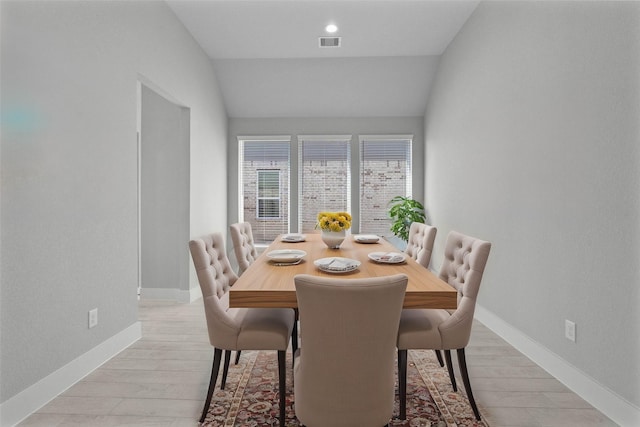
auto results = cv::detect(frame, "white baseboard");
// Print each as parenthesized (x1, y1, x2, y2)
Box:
(0, 322, 141, 427)
(140, 286, 202, 303)
(475, 305, 640, 427)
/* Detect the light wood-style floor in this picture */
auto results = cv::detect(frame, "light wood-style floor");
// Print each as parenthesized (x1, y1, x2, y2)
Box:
(19, 299, 617, 427)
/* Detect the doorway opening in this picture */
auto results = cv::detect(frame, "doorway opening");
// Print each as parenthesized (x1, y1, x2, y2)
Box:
(136, 81, 190, 300)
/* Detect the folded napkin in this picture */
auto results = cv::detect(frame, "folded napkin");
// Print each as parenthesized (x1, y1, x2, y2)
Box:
(322, 258, 355, 271)
(282, 234, 305, 241)
(380, 254, 404, 263)
(356, 235, 379, 242)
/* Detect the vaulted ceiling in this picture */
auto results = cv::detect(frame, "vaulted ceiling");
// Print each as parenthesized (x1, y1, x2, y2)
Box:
(166, 0, 479, 118)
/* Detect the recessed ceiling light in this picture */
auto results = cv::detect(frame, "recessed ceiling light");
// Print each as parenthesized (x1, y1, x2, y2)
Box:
(325, 24, 338, 33)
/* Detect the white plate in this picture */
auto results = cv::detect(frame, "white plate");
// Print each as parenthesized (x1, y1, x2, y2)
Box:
(354, 234, 380, 244)
(266, 249, 307, 263)
(368, 252, 406, 264)
(314, 257, 361, 273)
(281, 233, 306, 243)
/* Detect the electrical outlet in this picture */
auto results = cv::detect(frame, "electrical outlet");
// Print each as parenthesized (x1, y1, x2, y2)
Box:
(88, 308, 98, 329)
(565, 319, 576, 342)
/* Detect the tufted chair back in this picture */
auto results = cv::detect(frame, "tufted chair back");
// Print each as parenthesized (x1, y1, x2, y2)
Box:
(405, 222, 437, 268)
(437, 231, 491, 349)
(189, 233, 241, 349)
(230, 222, 259, 274)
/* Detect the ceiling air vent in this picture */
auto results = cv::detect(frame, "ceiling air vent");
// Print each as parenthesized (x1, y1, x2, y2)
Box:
(319, 37, 341, 48)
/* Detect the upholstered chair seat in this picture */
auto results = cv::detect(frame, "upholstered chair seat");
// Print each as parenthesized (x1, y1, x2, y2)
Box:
(397, 230, 491, 421)
(396, 309, 449, 350)
(189, 232, 295, 426)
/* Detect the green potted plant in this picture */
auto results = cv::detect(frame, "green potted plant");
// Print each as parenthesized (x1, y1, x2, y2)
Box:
(388, 196, 427, 242)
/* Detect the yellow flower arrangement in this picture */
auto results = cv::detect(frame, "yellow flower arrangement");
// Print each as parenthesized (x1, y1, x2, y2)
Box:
(316, 211, 352, 232)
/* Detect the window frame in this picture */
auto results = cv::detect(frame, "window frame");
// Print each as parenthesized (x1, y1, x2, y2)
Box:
(297, 134, 352, 232)
(358, 134, 413, 235)
(256, 169, 282, 220)
(237, 135, 292, 243)
(237, 133, 415, 238)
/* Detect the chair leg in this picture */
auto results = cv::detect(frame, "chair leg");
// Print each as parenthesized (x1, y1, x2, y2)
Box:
(398, 349, 408, 420)
(291, 308, 300, 353)
(235, 350, 241, 364)
(457, 348, 481, 421)
(221, 350, 232, 390)
(291, 309, 299, 369)
(434, 349, 444, 367)
(278, 350, 286, 427)
(292, 309, 299, 352)
(200, 348, 222, 423)
(444, 349, 457, 392)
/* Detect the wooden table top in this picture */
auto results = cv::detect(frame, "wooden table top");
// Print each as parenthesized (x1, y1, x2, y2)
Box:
(229, 232, 458, 310)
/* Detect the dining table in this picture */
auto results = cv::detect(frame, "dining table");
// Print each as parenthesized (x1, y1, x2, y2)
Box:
(229, 232, 458, 310)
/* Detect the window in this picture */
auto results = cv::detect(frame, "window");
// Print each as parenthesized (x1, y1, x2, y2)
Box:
(257, 170, 281, 219)
(359, 135, 412, 236)
(298, 135, 351, 232)
(239, 137, 290, 243)
(239, 133, 413, 238)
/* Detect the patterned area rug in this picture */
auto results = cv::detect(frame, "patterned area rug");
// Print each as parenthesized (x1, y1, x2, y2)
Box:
(201, 349, 489, 427)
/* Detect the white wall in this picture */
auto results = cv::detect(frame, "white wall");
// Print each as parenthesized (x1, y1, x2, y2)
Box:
(214, 56, 440, 118)
(0, 0, 227, 422)
(425, 0, 639, 421)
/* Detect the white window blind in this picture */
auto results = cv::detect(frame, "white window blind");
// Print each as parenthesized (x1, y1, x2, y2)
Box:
(298, 136, 351, 232)
(239, 137, 290, 243)
(359, 135, 412, 236)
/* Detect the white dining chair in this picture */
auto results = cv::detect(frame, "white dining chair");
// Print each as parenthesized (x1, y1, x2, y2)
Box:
(293, 273, 408, 427)
(229, 222, 261, 365)
(230, 222, 258, 275)
(189, 232, 296, 426)
(405, 222, 437, 269)
(404, 222, 444, 366)
(397, 230, 491, 421)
